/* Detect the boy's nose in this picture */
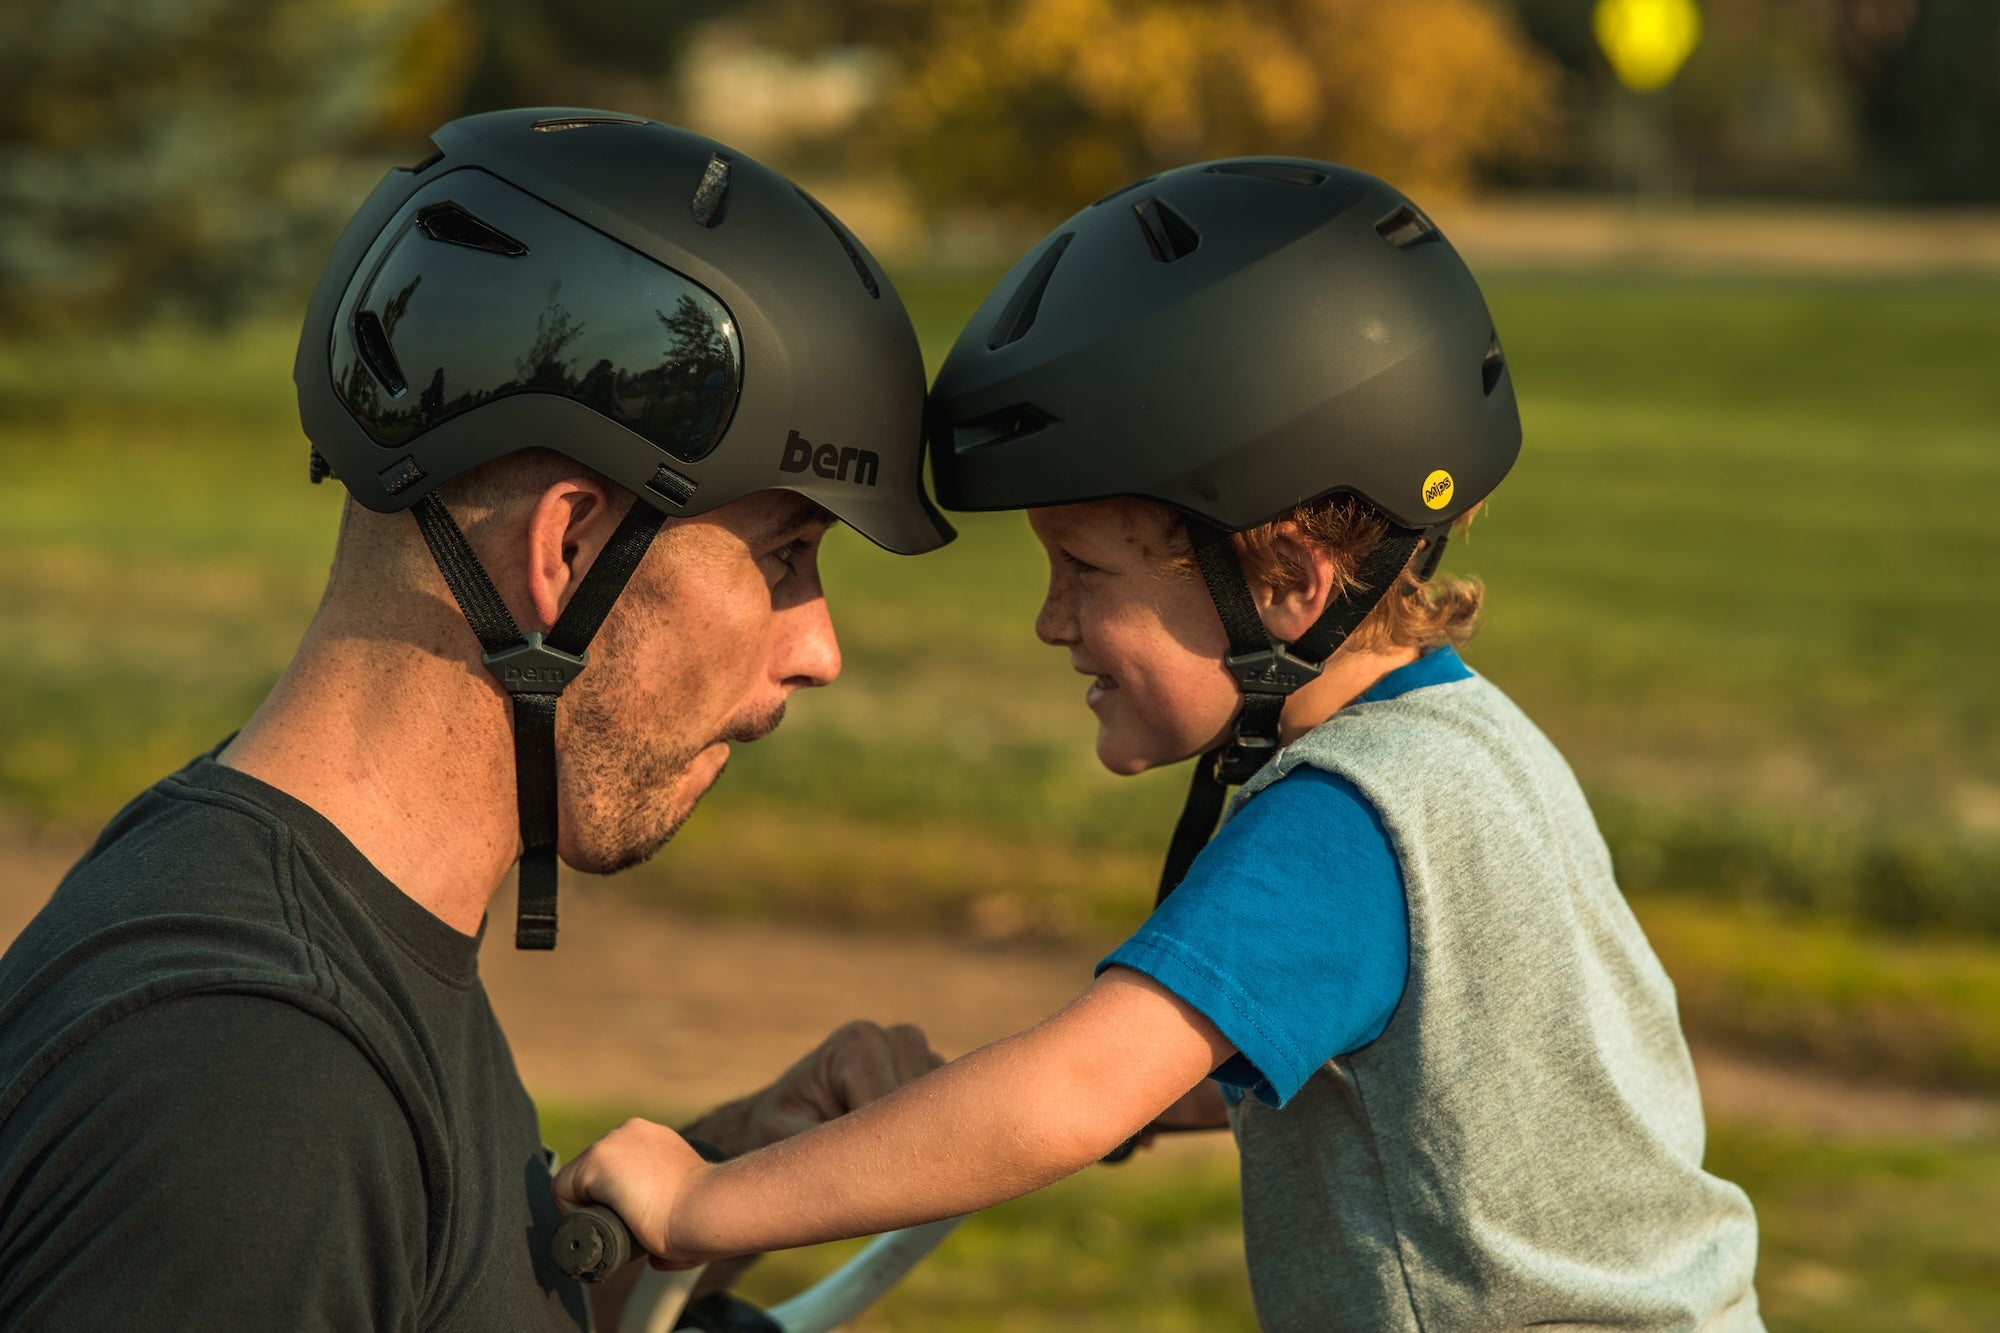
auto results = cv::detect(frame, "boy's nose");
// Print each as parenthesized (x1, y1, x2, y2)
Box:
(1034, 578, 1077, 646)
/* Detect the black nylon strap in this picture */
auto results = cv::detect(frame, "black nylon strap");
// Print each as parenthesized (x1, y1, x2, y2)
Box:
(1185, 518, 1269, 659)
(411, 494, 523, 655)
(409, 493, 669, 950)
(512, 691, 562, 948)
(1290, 528, 1424, 663)
(1157, 748, 1229, 904)
(546, 501, 669, 656)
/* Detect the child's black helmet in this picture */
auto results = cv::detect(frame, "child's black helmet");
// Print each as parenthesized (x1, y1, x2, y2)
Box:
(928, 157, 1516, 532)
(296, 109, 951, 951)
(927, 159, 1521, 900)
(300, 107, 951, 555)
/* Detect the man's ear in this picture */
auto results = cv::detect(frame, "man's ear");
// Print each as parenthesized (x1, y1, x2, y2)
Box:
(1255, 522, 1339, 643)
(522, 477, 626, 631)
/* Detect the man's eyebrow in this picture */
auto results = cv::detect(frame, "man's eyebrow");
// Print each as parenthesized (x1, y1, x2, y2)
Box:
(754, 496, 840, 545)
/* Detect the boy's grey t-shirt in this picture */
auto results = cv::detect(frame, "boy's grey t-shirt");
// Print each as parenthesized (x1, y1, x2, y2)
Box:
(0, 757, 587, 1331)
(1224, 672, 1762, 1332)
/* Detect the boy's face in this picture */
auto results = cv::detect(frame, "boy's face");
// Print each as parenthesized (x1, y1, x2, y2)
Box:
(1028, 501, 1238, 775)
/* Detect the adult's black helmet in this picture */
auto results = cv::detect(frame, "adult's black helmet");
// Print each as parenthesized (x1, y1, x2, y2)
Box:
(299, 107, 951, 555)
(927, 157, 1517, 533)
(295, 109, 951, 952)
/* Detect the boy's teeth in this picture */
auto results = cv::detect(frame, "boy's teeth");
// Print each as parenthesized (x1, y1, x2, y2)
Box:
(1095, 675, 1114, 689)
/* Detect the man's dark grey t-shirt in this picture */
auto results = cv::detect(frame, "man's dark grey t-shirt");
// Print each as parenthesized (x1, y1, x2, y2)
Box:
(0, 756, 588, 1330)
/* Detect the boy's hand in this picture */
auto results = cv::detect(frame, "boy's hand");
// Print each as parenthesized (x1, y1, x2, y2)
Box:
(554, 1118, 714, 1266)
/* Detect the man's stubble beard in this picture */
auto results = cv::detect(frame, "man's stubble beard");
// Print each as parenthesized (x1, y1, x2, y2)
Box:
(559, 674, 787, 875)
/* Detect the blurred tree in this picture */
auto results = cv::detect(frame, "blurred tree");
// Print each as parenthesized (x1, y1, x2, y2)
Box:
(744, 0, 1562, 219)
(0, 0, 473, 328)
(452, 0, 733, 121)
(1869, 0, 2000, 201)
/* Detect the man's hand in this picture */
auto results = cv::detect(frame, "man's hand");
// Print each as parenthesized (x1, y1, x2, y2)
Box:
(679, 1019, 945, 1155)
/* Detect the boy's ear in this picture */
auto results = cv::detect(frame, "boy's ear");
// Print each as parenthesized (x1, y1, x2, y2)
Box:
(1255, 522, 1339, 643)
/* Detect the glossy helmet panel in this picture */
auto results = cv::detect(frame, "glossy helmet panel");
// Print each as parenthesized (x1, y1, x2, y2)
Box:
(299, 109, 952, 555)
(926, 158, 1519, 533)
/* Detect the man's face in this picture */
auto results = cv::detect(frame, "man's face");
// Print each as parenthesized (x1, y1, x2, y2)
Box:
(1027, 501, 1238, 776)
(556, 490, 841, 872)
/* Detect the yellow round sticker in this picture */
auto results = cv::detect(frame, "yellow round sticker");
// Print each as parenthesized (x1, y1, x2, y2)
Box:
(1422, 469, 1455, 510)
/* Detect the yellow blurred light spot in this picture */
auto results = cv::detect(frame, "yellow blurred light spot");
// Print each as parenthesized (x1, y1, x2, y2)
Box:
(1593, 0, 1702, 92)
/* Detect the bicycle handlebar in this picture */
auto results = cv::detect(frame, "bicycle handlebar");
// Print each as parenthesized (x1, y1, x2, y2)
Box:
(552, 1204, 634, 1283)
(552, 1201, 964, 1333)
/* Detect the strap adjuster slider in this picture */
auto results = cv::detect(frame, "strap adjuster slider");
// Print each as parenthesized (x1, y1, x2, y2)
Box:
(1222, 643, 1323, 695)
(481, 633, 588, 695)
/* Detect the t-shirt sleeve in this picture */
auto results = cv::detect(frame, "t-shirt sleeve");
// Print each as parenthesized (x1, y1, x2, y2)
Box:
(0, 994, 428, 1331)
(1098, 767, 1410, 1108)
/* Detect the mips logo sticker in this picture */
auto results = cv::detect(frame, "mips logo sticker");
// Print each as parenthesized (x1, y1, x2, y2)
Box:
(1422, 469, 1455, 510)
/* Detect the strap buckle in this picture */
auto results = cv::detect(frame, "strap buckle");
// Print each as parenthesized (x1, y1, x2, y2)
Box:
(481, 633, 588, 695)
(1222, 643, 1323, 696)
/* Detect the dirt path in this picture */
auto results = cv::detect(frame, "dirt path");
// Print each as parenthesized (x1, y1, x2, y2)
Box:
(4, 833, 1993, 1142)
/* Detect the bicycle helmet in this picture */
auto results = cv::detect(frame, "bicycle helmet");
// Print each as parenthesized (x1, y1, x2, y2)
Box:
(927, 157, 1519, 897)
(299, 108, 952, 948)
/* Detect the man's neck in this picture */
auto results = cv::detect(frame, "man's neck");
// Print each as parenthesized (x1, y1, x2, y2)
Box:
(219, 605, 520, 936)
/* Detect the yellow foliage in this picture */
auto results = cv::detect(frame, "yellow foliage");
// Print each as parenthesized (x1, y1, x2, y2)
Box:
(872, 0, 1562, 216)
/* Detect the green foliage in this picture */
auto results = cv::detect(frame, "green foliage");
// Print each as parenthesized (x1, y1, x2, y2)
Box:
(0, 0, 451, 327)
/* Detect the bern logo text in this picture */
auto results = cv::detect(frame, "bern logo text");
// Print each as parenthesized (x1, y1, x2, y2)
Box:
(781, 430, 879, 487)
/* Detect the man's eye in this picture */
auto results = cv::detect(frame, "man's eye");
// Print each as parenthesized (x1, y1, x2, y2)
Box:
(767, 539, 811, 576)
(1062, 551, 1102, 575)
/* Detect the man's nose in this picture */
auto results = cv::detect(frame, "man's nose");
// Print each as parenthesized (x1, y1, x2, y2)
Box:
(779, 595, 842, 689)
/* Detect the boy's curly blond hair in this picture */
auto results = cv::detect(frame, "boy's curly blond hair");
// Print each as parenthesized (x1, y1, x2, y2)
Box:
(1151, 494, 1484, 654)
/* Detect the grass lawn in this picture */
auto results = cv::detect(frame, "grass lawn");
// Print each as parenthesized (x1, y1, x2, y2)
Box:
(538, 1100, 2000, 1332)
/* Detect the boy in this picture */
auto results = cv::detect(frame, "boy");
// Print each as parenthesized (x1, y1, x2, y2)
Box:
(557, 159, 1763, 1330)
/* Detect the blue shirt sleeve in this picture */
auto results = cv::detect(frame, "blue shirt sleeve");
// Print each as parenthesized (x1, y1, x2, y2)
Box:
(1098, 767, 1410, 1108)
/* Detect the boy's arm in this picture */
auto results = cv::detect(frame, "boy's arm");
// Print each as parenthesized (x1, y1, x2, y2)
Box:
(554, 967, 1233, 1264)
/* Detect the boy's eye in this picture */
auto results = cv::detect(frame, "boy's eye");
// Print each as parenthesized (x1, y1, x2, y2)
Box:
(1061, 550, 1103, 575)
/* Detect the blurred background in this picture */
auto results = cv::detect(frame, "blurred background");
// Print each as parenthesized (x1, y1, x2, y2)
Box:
(2, 1, 1996, 1328)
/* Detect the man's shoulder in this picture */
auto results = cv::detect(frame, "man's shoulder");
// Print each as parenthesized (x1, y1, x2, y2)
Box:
(0, 762, 350, 1122)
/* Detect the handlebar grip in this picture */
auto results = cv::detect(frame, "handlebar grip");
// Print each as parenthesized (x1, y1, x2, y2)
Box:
(552, 1204, 634, 1283)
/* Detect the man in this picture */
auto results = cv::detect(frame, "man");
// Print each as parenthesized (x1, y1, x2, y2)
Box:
(0, 109, 952, 1328)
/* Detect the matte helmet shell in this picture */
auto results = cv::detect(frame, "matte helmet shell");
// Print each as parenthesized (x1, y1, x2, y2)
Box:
(927, 158, 1519, 532)
(298, 108, 952, 554)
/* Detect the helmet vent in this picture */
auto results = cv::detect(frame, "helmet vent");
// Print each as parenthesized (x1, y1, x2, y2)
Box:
(951, 402, 1057, 453)
(1205, 161, 1327, 187)
(1482, 331, 1506, 396)
(690, 153, 732, 228)
(352, 309, 408, 397)
(415, 202, 527, 257)
(1133, 196, 1200, 262)
(987, 233, 1073, 350)
(1090, 175, 1157, 208)
(531, 114, 647, 132)
(794, 188, 880, 298)
(1375, 204, 1438, 250)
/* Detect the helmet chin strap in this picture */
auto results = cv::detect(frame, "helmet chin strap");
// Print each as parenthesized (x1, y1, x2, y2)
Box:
(410, 492, 668, 949)
(1154, 516, 1428, 904)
